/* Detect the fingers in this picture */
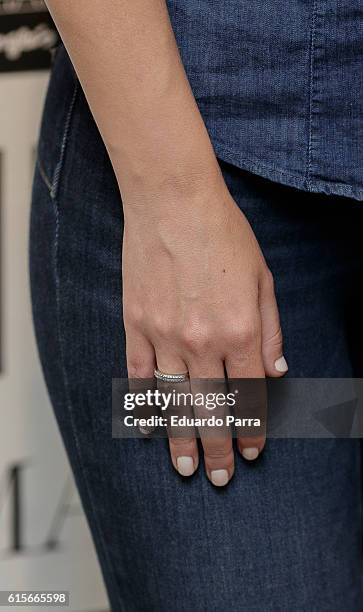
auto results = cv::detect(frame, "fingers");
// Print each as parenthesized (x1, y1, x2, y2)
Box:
(168, 436, 199, 477)
(125, 267, 285, 485)
(126, 326, 156, 379)
(189, 358, 234, 487)
(259, 270, 288, 377)
(126, 327, 157, 434)
(155, 349, 199, 478)
(199, 427, 234, 487)
(224, 315, 267, 462)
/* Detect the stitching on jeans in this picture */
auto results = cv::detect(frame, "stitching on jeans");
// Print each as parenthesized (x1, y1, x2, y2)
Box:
(36, 156, 53, 194)
(52, 190, 125, 610)
(50, 79, 79, 200)
(357, 439, 363, 530)
(53, 202, 125, 612)
(307, 0, 318, 190)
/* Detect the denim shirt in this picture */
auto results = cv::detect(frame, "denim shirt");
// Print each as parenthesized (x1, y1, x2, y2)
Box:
(166, 0, 362, 200)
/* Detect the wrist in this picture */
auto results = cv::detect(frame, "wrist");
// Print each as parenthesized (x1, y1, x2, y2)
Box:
(106, 97, 222, 205)
(118, 154, 225, 217)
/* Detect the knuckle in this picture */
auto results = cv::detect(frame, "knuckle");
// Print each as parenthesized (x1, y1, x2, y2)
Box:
(151, 315, 174, 338)
(265, 326, 283, 348)
(241, 324, 260, 347)
(127, 358, 153, 379)
(180, 324, 211, 353)
(226, 319, 261, 349)
(205, 444, 233, 461)
(169, 437, 196, 449)
(124, 305, 145, 328)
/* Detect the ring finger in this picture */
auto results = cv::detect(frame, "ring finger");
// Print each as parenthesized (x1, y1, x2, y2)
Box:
(155, 350, 199, 478)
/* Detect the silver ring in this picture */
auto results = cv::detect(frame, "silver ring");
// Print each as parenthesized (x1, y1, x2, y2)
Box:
(154, 368, 189, 383)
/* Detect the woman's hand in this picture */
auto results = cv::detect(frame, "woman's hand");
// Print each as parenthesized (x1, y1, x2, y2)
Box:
(123, 168, 288, 486)
(45, 0, 287, 485)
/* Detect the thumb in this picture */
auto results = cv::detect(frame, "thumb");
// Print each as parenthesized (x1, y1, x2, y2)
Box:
(259, 270, 288, 377)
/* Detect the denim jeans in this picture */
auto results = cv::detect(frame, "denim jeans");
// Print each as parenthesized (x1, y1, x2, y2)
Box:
(29, 43, 363, 611)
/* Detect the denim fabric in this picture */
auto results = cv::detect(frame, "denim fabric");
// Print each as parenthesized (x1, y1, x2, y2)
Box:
(165, 0, 362, 200)
(29, 44, 363, 611)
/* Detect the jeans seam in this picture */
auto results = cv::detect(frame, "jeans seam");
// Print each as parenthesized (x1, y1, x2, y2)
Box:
(36, 156, 53, 195)
(307, 0, 318, 190)
(358, 440, 363, 561)
(52, 195, 125, 612)
(50, 79, 79, 200)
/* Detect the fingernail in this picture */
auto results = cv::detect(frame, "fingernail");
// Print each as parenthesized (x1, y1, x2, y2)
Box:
(242, 447, 259, 461)
(139, 426, 153, 435)
(176, 456, 195, 477)
(274, 355, 288, 373)
(211, 469, 229, 487)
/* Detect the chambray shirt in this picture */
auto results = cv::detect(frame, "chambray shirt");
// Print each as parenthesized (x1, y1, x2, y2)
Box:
(166, 0, 362, 200)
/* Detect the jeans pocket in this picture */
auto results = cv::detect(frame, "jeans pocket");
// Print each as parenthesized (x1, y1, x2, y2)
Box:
(35, 42, 79, 200)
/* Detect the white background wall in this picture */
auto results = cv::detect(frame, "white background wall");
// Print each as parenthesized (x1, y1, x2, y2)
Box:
(0, 4, 109, 611)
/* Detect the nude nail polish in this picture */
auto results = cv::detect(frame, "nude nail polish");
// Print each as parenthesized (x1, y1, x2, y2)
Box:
(211, 469, 229, 486)
(275, 355, 288, 373)
(242, 447, 259, 461)
(177, 456, 195, 477)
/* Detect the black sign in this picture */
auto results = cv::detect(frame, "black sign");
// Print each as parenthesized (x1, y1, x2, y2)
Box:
(0, 0, 60, 72)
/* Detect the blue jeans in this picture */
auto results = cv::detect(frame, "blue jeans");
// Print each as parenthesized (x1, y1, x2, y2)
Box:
(29, 44, 363, 611)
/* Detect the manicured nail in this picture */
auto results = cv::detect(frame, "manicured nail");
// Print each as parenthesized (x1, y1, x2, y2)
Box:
(211, 469, 229, 486)
(176, 456, 195, 477)
(275, 355, 288, 373)
(139, 426, 153, 435)
(242, 447, 259, 461)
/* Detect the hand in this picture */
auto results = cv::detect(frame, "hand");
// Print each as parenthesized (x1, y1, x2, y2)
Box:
(122, 169, 288, 486)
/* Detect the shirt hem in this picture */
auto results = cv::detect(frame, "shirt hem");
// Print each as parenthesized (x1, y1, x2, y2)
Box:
(212, 140, 363, 203)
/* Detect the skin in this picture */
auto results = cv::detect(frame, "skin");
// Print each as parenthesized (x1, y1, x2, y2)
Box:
(45, 0, 288, 486)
